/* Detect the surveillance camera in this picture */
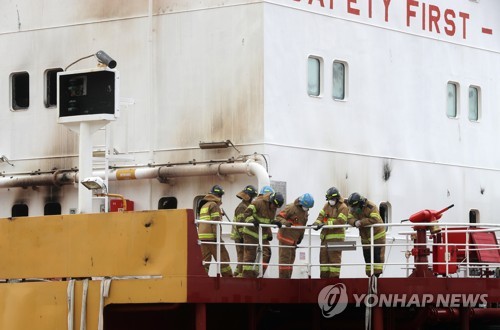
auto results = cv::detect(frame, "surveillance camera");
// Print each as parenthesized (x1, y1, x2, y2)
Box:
(95, 50, 117, 69)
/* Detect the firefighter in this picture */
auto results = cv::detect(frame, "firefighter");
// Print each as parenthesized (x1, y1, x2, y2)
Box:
(241, 192, 284, 278)
(346, 192, 386, 277)
(257, 185, 274, 198)
(231, 185, 258, 277)
(312, 187, 349, 278)
(276, 193, 314, 278)
(197, 185, 232, 277)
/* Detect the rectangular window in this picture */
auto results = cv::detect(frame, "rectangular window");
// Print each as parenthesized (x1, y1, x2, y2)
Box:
(307, 56, 321, 97)
(332, 61, 346, 100)
(11, 72, 30, 110)
(468, 86, 479, 121)
(45, 68, 63, 108)
(446, 82, 458, 118)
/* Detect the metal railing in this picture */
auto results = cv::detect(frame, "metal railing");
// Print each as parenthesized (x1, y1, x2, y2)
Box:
(194, 219, 500, 278)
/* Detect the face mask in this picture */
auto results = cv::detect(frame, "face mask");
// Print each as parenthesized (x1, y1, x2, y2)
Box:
(328, 200, 337, 206)
(302, 206, 309, 212)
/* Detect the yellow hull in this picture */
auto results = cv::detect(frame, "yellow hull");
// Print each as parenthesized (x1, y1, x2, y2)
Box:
(0, 210, 190, 329)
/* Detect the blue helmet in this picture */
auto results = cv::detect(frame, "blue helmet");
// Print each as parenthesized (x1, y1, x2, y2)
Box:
(259, 185, 274, 195)
(298, 193, 315, 208)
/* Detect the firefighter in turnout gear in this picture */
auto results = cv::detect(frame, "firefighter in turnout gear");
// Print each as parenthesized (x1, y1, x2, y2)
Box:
(346, 192, 386, 277)
(242, 192, 284, 278)
(231, 185, 258, 277)
(197, 185, 232, 277)
(257, 185, 274, 198)
(312, 187, 349, 278)
(276, 193, 314, 278)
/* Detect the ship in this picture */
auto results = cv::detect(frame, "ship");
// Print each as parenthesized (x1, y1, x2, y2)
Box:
(1, 0, 500, 329)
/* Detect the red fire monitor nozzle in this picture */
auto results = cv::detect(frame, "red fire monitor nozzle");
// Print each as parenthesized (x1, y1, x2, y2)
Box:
(409, 204, 454, 234)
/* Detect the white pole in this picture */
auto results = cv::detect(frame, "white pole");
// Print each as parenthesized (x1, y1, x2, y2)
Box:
(78, 122, 93, 213)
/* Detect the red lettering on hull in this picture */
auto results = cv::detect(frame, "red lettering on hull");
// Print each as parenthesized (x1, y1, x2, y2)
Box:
(482, 28, 493, 35)
(406, 0, 469, 39)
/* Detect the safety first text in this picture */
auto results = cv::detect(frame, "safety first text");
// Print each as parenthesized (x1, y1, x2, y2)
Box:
(292, 0, 471, 39)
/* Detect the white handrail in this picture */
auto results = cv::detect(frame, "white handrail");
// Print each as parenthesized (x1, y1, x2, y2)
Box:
(195, 220, 500, 278)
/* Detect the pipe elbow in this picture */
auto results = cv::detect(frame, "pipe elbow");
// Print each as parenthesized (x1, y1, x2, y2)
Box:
(245, 160, 270, 190)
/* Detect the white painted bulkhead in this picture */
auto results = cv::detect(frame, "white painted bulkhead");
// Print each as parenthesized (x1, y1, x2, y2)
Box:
(0, 0, 499, 278)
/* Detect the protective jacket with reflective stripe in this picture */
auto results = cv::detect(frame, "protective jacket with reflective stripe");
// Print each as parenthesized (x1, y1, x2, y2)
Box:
(276, 198, 308, 246)
(242, 194, 277, 240)
(347, 200, 386, 244)
(313, 200, 349, 241)
(198, 194, 223, 241)
(231, 191, 251, 240)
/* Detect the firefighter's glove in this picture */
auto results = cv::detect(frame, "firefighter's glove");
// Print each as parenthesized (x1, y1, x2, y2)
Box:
(297, 237, 302, 245)
(252, 220, 260, 228)
(284, 221, 292, 227)
(355, 220, 361, 228)
(274, 221, 282, 228)
(314, 223, 324, 231)
(267, 235, 273, 242)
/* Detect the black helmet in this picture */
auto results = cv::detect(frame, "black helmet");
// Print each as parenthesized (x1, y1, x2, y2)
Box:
(210, 185, 225, 197)
(325, 187, 340, 201)
(269, 192, 284, 208)
(347, 192, 365, 208)
(243, 185, 258, 198)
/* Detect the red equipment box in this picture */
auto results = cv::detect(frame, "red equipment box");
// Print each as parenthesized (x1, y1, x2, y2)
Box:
(110, 199, 134, 212)
(433, 228, 500, 271)
(432, 245, 458, 275)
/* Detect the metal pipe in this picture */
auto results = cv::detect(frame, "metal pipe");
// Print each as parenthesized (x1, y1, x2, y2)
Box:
(470, 308, 500, 320)
(427, 307, 500, 323)
(0, 170, 77, 188)
(0, 159, 270, 190)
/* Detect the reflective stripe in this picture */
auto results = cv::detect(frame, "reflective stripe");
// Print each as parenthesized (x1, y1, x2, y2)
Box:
(320, 266, 329, 272)
(365, 264, 383, 271)
(242, 227, 269, 240)
(211, 212, 220, 217)
(221, 266, 232, 273)
(200, 207, 210, 220)
(243, 265, 255, 271)
(373, 230, 386, 240)
(361, 230, 386, 243)
(370, 212, 382, 221)
(324, 233, 345, 240)
(198, 233, 215, 240)
(277, 232, 295, 245)
(330, 267, 341, 273)
(338, 213, 347, 222)
(279, 266, 293, 270)
(245, 205, 272, 224)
